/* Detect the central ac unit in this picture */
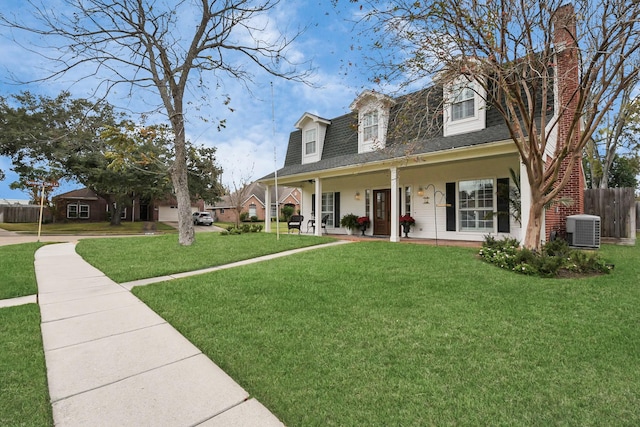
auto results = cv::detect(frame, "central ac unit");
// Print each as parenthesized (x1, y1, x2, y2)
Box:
(566, 214, 601, 248)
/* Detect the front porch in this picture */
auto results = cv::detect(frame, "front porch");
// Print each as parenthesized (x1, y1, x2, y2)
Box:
(327, 233, 483, 248)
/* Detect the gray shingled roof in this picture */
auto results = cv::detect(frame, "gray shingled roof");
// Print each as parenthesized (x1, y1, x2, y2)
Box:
(261, 86, 521, 181)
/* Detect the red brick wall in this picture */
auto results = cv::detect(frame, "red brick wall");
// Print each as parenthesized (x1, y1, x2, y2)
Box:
(545, 4, 584, 239)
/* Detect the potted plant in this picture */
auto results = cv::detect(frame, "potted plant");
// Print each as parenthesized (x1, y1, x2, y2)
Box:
(357, 216, 370, 236)
(340, 213, 359, 235)
(399, 214, 415, 237)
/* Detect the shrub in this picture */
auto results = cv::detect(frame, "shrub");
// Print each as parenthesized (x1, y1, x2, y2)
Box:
(250, 215, 259, 222)
(479, 235, 611, 278)
(281, 205, 295, 222)
(340, 213, 359, 230)
(239, 212, 249, 222)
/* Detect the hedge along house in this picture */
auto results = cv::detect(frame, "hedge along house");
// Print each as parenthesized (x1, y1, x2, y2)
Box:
(258, 7, 584, 245)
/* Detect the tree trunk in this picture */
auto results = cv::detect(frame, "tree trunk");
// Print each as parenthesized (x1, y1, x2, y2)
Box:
(171, 131, 195, 246)
(110, 206, 122, 225)
(104, 195, 122, 226)
(523, 200, 545, 251)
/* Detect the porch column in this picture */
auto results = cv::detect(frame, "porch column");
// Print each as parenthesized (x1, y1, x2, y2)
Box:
(315, 178, 322, 236)
(390, 167, 400, 242)
(519, 160, 532, 245)
(264, 184, 272, 233)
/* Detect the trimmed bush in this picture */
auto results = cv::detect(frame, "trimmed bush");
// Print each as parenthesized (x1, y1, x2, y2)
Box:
(479, 235, 612, 278)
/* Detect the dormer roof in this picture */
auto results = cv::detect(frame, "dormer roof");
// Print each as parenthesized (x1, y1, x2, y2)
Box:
(294, 112, 331, 129)
(349, 90, 396, 111)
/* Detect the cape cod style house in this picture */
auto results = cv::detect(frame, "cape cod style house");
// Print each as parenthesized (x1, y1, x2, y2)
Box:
(258, 6, 584, 245)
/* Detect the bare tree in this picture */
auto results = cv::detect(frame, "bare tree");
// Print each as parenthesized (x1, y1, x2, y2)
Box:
(584, 80, 640, 189)
(1, 0, 310, 245)
(349, 0, 640, 249)
(226, 169, 255, 228)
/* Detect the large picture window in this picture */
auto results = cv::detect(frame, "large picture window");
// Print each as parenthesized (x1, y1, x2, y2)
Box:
(362, 111, 378, 141)
(304, 128, 316, 155)
(451, 83, 475, 121)
(459, 179, 493, 232)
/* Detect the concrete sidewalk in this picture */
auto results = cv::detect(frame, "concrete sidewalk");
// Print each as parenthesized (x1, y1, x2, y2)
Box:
(35, 242, 285, 426)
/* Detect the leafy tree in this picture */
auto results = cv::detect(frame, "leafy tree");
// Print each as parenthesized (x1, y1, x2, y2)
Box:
(0, 92, 224, 224)
(0, 91, 121, 204)
(1, 0, 310, 245)
(105, 123, 225, 209)
(608, 154, 639, 189)
(346, 0, 640, 249)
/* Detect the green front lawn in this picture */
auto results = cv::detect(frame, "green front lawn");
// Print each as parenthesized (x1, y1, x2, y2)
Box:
(77, 232, 335, 282)
(0, 243, 44, 299)
(0, 305, 53, 427)
(132, 241, 640, 426)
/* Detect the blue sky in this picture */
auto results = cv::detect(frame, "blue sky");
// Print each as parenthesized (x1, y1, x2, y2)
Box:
(0, 1, 382, 200)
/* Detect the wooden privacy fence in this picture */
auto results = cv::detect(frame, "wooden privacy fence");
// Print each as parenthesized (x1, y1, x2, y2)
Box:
(0, 205, 52, 223)
(584, 188, 636, 245)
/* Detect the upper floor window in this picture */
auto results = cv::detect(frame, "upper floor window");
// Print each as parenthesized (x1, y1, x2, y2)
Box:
(363, 111, 378, 141)
(452, 83, 475, 121)
(304, 128, 316, 155)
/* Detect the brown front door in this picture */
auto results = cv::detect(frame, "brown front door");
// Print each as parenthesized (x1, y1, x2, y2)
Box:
(373, 189, 391, 235)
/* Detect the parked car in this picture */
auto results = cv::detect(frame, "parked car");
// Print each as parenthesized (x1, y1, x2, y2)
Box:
(192, 211, 214, 226)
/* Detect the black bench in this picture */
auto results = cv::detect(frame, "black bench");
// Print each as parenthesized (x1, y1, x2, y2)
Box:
(288, 215, 304, 234)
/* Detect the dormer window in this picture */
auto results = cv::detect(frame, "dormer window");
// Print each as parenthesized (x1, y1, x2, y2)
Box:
(363, 111, 379, 141)
(305, 128, 317, 155)
(443, 77, 486, 137)
(452, 82, 475, 121)
(350, 90, 395, 154)
(295, 112, 330, 164)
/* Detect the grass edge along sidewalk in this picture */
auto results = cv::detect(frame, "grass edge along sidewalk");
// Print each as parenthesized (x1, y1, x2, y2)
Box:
(0, 304, 53, 426)
(76, 233, 335, 283)
(133, 241, 640, 426)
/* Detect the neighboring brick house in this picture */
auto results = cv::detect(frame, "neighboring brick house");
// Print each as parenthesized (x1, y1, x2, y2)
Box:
(53, 188, 109, 222)
(53, 188, 204, 222)
(210, 182, 301, 222)
(258, 6, 584, 245)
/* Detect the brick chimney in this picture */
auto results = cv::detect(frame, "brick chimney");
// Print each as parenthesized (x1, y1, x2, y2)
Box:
(545, 3, 585, 239)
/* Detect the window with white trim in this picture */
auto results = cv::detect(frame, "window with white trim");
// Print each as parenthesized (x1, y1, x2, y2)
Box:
(79, 204, 89, 219)
(363, 111, 378, 141)
(451, 82, 475, 121)
(459, 179, 493, 231)
(67, 203, 90, 219)
(67, 204, 77, 218)
(304, 128, 316, 155)
(249, 203, 257, 217)
(321, 192, 335, 227)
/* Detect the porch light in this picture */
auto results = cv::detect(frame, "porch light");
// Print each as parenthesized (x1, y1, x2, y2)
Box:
(355, 191, 361, 200)
(417, 187, 424, 197)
